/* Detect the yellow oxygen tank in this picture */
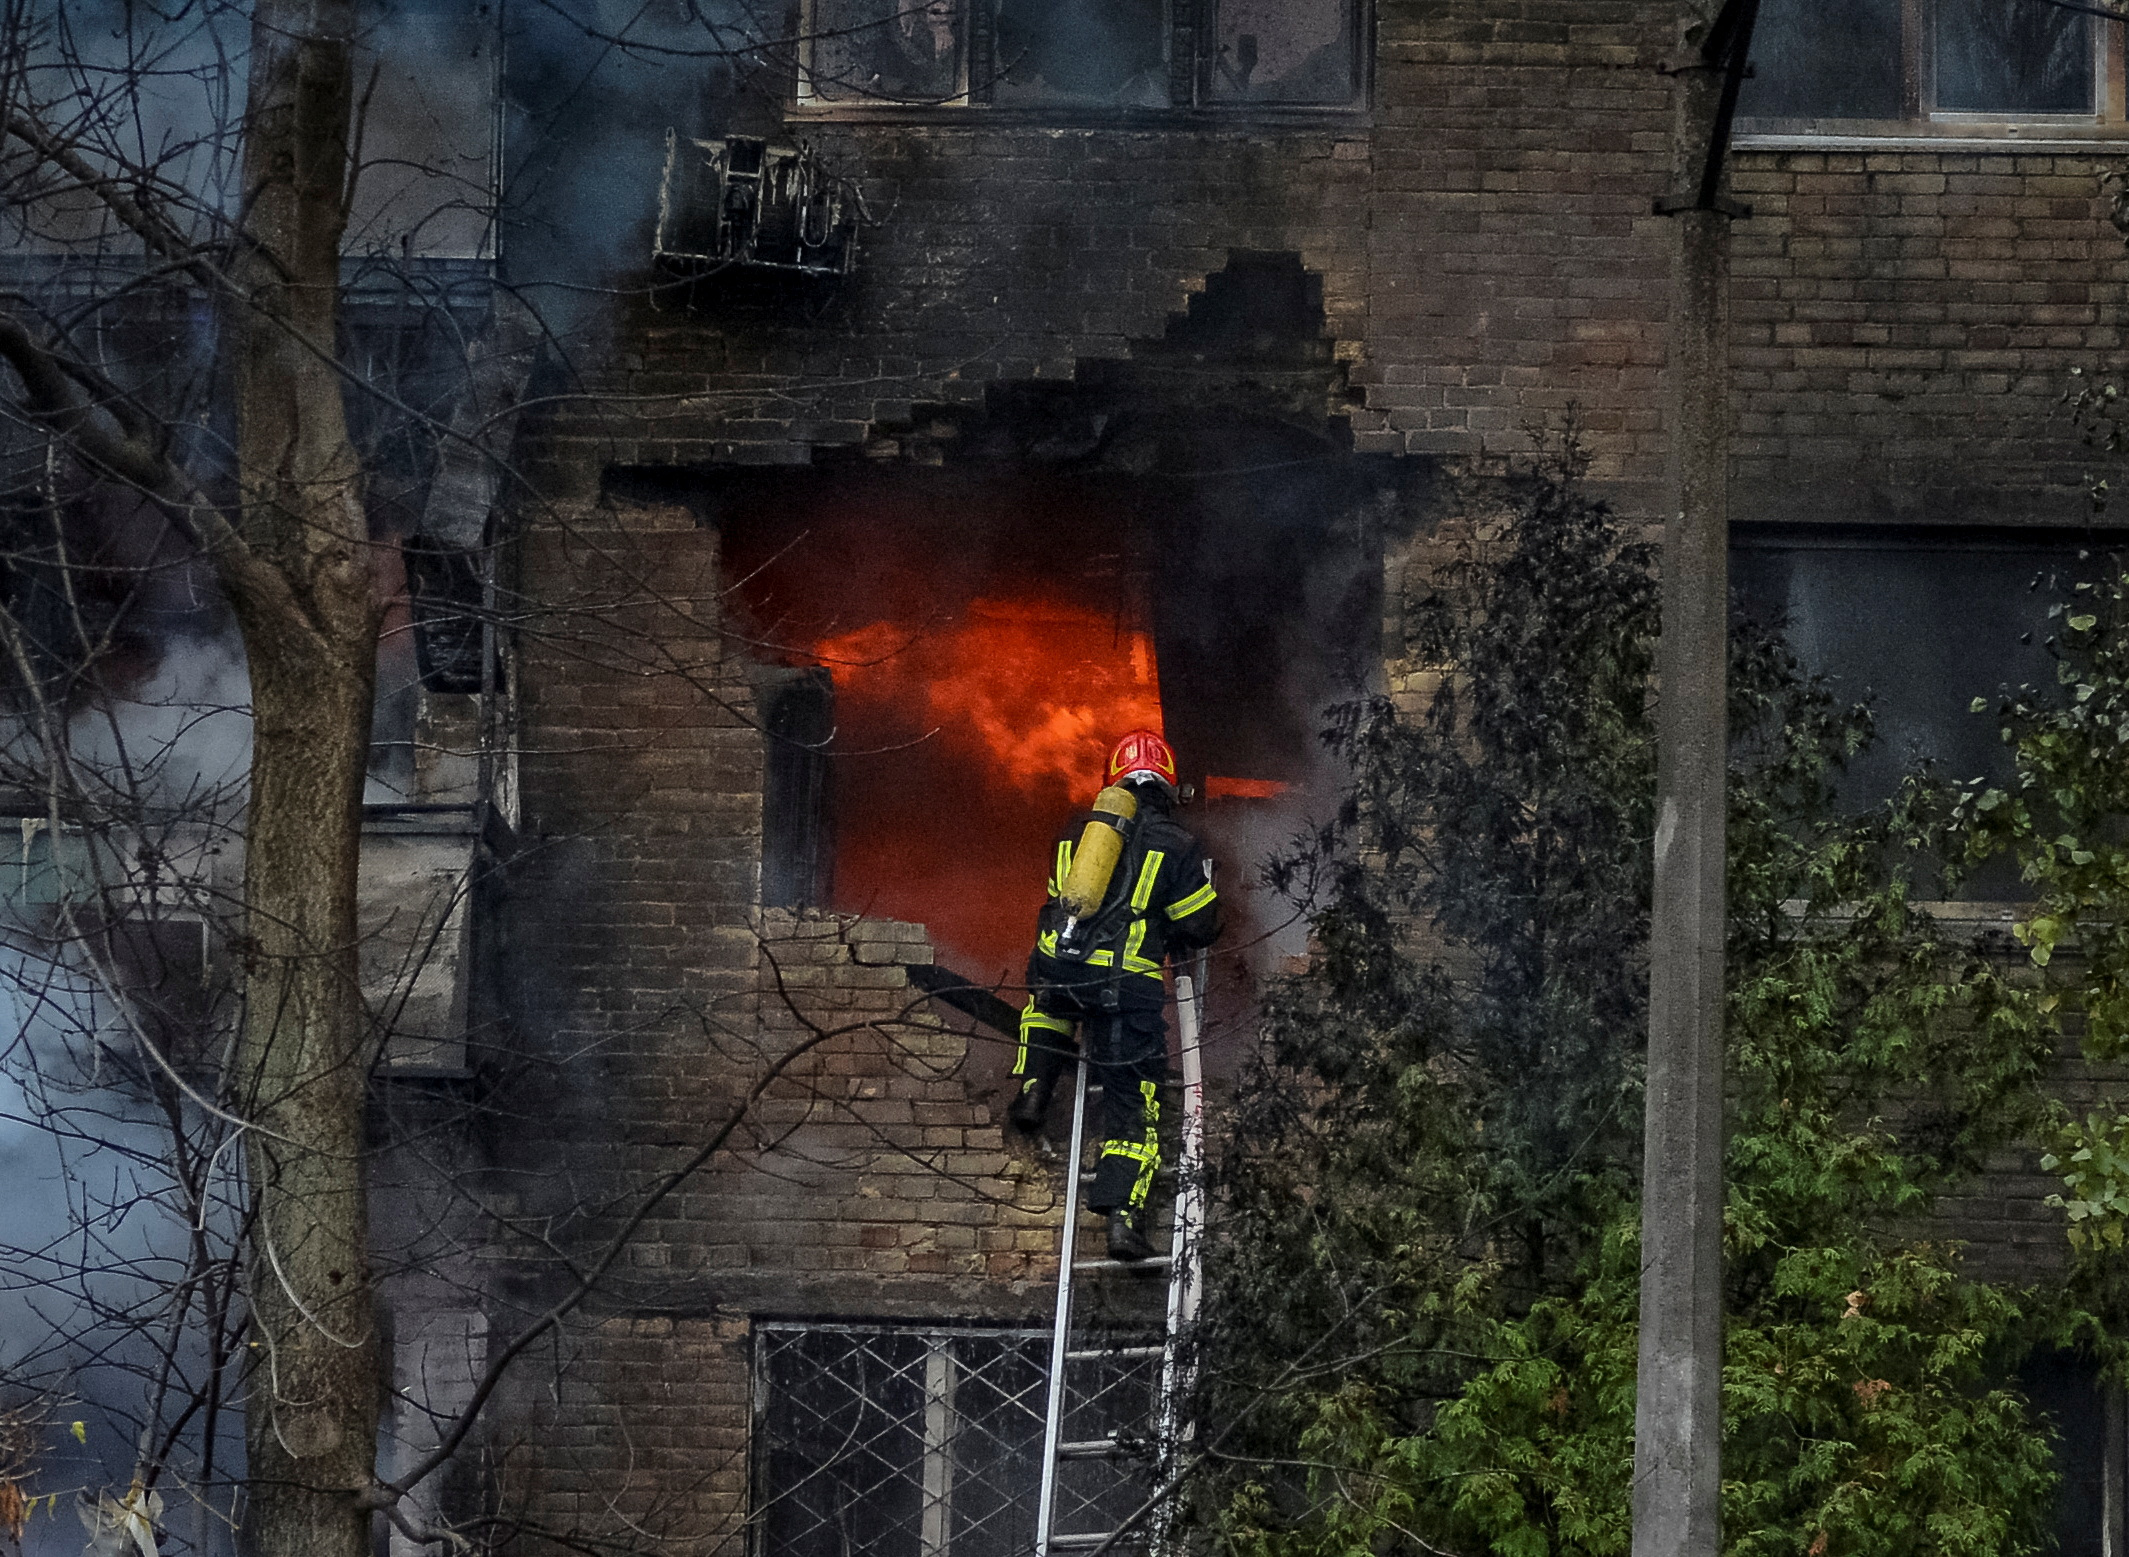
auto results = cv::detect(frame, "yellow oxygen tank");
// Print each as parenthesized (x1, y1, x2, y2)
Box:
(1058, 785, 1139, 931)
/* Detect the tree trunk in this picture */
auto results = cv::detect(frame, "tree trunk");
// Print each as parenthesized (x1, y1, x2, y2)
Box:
(224, 4, 381, 1556)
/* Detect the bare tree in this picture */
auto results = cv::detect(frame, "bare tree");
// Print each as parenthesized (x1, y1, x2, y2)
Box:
(0, 5, 866, 1556)
(0, 6, 381, 1555)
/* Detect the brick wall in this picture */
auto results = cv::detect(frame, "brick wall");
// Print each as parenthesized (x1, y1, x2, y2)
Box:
(1357, 0, 1675, 497)
(1730, 147, 2129, 526)
(520, 2, 1692, 502)
(519, 121, 1374, 496)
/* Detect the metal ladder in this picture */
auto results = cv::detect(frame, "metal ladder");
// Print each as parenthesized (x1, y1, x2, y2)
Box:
(1032, 951, 1209, 1557)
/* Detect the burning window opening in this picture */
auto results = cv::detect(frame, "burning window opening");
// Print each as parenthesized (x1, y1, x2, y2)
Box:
(703, 443, 1385, 1070)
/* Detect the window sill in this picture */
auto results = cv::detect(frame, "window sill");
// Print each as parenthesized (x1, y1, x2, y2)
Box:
(1736, 117, 2129, 154)
(784, 100, 1371, 130)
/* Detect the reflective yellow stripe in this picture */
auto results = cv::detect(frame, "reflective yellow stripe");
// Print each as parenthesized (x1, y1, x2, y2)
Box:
(1038, 930, 1059, 956)
(1165, 882, 1216, 919)
(1096, 1079, 1163, 1210)
(1130, 850, 1165, 911)
(1065, 946, 1163, 978)
(1049, 840, 1072, 897)
(1015, 1000, 1074, 1076)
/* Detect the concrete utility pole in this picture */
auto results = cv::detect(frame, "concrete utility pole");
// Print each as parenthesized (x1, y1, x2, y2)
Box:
(1636, 3, 1756, 1555)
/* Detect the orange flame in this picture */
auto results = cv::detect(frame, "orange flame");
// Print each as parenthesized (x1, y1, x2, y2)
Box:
(816, 595, 1162, 796)
(1205, 776, 1290, 800)
(809, 591, 1163, 975)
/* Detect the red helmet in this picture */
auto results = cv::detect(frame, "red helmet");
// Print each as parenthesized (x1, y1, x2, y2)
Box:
(1106, 728, 1178, 796)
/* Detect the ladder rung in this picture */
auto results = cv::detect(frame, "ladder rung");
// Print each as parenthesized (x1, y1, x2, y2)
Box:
(1073, 1256, 1171, 1272)
(1071, 1166, 1176, 1180)
(1055, 1437, 1141, 1460)
(1065, 1344, 1163, 1361)
(1048, 1534, 1147, 1551)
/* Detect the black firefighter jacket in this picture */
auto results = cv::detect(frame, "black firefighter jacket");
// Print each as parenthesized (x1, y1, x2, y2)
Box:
(1028, 799, 1221, 1011)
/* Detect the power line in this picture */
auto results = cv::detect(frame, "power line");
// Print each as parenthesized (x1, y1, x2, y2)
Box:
(2024, 0, 2128, 24)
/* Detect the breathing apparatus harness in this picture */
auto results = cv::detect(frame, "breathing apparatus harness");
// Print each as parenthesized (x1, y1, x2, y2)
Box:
(1047, 782, 1152, 1013)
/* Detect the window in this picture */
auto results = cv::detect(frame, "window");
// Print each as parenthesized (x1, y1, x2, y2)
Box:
(994, 0, 1168, 108)
(754, 1323, 1044, 1557)
(752, 1321, 1161, 1557)
(796, 0, 1366, 111)
(1739, 0, 2116, 128)
(2016, 1348, 2128, 1557)
(805, 0, 971, 105)
(1730, 526, 2109, 896)
(1200, 0, 1358, 105)
(760, 668, 835, 911)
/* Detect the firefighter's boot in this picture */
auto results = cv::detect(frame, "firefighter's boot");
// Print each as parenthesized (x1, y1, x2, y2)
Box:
(1106, 1208, 1155, 1263)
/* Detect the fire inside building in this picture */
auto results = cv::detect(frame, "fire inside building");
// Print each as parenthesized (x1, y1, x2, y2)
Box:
(3, 0, 2129, 1554)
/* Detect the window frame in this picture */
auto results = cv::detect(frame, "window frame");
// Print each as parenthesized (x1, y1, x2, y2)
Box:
(789, 0, 1371, 122)
(749, 1319, 1051, 1557)
(796, 0, 979, 110)
(1735, 0, 2129, 146)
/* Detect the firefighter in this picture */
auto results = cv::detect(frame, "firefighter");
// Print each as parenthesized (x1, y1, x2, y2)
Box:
(1008, 728, 1221, 1262)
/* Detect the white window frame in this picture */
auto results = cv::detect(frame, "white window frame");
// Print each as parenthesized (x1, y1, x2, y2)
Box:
(1735, 0, 2129, 148)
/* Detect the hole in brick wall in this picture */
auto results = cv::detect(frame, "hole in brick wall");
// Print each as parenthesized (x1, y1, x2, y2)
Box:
(701, 429, 1391, 1072)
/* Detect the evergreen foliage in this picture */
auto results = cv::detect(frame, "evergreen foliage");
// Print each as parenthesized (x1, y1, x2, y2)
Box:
(1959, 559, 2129, 1316)
(1199, 452, 2076, 1556)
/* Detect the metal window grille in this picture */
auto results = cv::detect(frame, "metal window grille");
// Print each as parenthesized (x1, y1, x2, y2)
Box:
(752, 1321, 1160, 1557)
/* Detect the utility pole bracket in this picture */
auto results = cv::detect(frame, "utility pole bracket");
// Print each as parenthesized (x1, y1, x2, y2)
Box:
(1657, 53, 1756, 77)
(1654, 194, 1752, 220)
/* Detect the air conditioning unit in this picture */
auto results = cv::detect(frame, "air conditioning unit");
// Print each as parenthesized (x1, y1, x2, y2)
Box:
(655, 133, 859, 278)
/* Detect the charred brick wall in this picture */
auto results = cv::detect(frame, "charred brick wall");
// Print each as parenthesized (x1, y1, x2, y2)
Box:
(519, 122, 1375, 495)
(519, 3, 1696, 500)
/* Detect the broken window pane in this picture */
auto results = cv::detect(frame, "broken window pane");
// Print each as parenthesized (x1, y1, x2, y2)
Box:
(1204, 0, 1357, 105)
(808, 0, 967, 103)
(1738, 0, 1902, 120)
(993, 0, 1168, 107)
(1935, 0, 2092, 114)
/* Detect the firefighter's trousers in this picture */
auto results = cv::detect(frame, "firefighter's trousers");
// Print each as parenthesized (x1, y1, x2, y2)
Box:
(1015, 993, 1163, 1216)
